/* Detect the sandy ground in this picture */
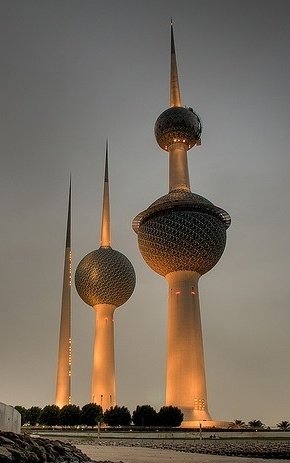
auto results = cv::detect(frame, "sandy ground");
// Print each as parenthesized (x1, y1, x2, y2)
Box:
(76, 444, 288, 463)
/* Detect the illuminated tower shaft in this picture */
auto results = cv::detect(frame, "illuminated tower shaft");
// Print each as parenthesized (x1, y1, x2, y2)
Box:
(55, 180, 72, 407)
(166, 272, 210, 420)
(92, 304, 115, 409)
(169, 142, 190, 192)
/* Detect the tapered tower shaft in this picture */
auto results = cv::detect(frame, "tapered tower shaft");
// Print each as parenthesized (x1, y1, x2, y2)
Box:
(165, 271, 211, 421)
(55, 180, 72, 407)
(92, 304, 116, 410)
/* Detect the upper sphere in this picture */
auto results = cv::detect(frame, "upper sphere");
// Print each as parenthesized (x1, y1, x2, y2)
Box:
(154, 107, 202, 151)
(75, 247, 136, 308)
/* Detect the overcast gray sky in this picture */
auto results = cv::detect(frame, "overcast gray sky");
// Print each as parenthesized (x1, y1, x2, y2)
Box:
(1, 0, 290, 427)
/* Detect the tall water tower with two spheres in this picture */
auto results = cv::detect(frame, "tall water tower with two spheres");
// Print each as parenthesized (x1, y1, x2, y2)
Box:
(133, 23, 231, 426)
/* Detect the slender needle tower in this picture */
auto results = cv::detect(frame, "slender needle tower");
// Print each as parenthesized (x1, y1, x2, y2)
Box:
(133, 23, 231, 426)
(75, 143, 136, 411)
(55, 178, 72, 407)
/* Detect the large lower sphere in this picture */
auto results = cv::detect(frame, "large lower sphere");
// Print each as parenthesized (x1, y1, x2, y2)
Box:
(75, 247, 136, 308)
(137, 210, 226, 277)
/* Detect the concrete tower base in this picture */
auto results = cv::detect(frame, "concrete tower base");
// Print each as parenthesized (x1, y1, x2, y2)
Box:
(181, 419, 230, 429)
(181, 407, 211, 423)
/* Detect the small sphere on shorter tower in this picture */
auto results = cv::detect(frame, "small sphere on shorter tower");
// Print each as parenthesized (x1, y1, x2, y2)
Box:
(75, 247, 136, 308)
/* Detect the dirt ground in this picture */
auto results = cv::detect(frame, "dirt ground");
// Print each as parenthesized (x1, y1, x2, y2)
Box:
(76, 444, 288, 463)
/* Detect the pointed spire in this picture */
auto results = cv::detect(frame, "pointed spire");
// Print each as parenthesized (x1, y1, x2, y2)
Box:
(55, 175, 72, 407)
(65, 175, 71, 248)
(170, 19, 182, 108)
(100, 139, 111, 247)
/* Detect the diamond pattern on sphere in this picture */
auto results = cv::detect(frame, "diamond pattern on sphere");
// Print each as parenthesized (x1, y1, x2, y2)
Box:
(138, 210, 226, 277)
(75, 247, 136, 308)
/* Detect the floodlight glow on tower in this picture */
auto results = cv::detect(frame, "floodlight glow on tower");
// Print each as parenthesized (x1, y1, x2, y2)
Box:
(55, 178, 72, 407)
(133, 22, 231, 426)
(75, 142, 136, 411)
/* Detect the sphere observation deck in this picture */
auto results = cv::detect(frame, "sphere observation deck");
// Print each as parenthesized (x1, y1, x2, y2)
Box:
(133, 189, 231, 277)
(155, 106, 202, 151)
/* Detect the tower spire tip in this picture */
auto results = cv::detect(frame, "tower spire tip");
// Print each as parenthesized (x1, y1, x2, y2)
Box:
(105, 139, 109, 183)
(100, 139, 111, 247)
(66, 176, 71, 248)
(170, 20, 182, 107)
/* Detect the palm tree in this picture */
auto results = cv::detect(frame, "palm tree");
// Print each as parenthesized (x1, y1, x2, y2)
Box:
(248, 419, 265, 429)
(277, 421, 290, 431)
(229, 419, 246, 429)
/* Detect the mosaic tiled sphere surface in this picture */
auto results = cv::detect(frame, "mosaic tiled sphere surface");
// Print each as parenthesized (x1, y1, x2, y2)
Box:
(154, 107, 202, 151)
(75, 247, 136, 308)
(133, 189, 230, 277)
